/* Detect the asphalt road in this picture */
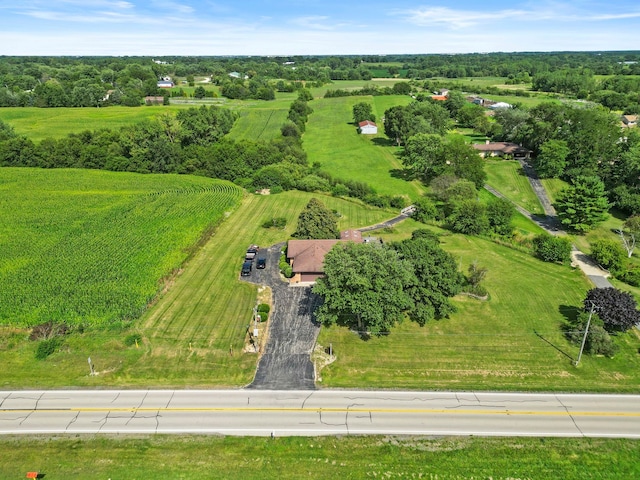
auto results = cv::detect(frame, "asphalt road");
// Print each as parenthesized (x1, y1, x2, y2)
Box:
(1, 389, 639, 438)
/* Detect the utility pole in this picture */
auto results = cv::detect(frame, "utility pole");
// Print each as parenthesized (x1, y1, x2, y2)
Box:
(575, 301, 596, 366)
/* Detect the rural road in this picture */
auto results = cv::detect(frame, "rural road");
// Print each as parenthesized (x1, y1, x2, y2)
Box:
(1, 389, 639, 438)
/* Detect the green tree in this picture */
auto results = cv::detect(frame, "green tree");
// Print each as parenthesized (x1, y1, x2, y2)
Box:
(292, 198, 340, 239)
(313, 243, 415, 335)
(448, 200, 489, 235)
(193, 86, 206, 99)
(486, 196, 515, 236)
(456, 103, 485, 128)
(535, 139, 569, 178)
(555, 176, 609, 233)
(352, 102, 375, 124)
(391, 236, 464, 325)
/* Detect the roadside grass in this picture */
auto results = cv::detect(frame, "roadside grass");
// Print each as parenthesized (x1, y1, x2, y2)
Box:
(316, 233, 640, 392)
(0, 190, 393, 388)
(484, 159, 545, 215)
(0, 106, 190, 141)
(1, 435, 638, 479)
(304, 95, 425, 200)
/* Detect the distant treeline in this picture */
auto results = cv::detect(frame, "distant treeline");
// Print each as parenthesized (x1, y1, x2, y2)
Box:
(1, 52, 640, 108)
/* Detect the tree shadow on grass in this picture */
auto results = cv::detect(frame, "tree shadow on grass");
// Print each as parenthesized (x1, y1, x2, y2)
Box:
(532, 304, 579, 362)
(390, 168, 415, 181)
(372, 137, 394, 147)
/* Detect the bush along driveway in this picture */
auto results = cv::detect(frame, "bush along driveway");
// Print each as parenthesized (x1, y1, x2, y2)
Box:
(241, 243, 321, 390)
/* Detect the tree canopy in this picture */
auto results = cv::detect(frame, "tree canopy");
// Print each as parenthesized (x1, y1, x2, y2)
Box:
(292, 198, 339, 240)
(584, 287, 640, 332)
(555, 176, 609, 233)
(313, 243, 415, 335)
(313, 232, 464, 335)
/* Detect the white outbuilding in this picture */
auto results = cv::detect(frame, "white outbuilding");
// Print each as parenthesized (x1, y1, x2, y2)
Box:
(358, 120, 378, 134)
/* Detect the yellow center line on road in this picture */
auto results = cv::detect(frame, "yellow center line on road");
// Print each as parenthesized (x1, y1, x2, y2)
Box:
(2, 407, 640, 417)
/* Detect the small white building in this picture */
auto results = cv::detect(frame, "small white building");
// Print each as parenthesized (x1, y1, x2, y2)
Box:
(358, 120, 378, 134)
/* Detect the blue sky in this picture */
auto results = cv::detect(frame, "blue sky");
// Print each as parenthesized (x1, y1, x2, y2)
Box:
(1, 1, 640, 55)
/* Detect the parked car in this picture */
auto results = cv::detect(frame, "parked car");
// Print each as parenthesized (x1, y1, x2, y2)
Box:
(256, 258, 266, 269)
(241, 261, 252, 276)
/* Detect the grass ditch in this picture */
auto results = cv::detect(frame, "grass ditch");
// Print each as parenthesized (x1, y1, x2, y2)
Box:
(1, 435, 638, 479)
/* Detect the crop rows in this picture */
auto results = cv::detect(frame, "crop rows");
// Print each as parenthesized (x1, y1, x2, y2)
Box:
(0, 168, 242, 327)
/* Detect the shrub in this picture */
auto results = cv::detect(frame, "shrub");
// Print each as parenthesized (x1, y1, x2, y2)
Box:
(257, 303, 270, 314)
(565, 311, 618, 357)
(124, 333, 142, 347)
(29, 321, 69, 341)
(590, 238, 626, 274)
(35, 337, 62, 360)
(532, 233, 572, 263)
(261, 217, 287, 229)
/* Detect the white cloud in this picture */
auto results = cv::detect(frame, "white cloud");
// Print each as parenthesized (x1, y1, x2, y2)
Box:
(289, 15, 335, 30)
(397, 4, 640, 29)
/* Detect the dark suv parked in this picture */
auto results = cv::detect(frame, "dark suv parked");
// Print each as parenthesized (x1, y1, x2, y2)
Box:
(256, 258, 266, 269)
(241, 261, 252, 276)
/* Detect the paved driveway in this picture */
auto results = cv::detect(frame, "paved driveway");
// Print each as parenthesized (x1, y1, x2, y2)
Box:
(241, 243, 321, 390)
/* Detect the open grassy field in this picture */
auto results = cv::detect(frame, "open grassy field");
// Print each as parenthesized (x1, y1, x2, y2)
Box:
(2, 434, 638, 479)
(0, 168, 243, 327)
(316, 231, 640, 392)
(0, 188, 394, 388)
(0, 106, 191, 142)
(485, 158, 545, 215)
(303, 95, 424, 200)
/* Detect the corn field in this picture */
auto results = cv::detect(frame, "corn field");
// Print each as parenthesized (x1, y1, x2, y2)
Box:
(0, 167, 243, 326)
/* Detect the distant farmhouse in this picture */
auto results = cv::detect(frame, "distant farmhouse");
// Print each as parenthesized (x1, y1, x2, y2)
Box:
(472, 141, 531, 159)
(358, 120, 378, 134)
(621, 114, 638, 128)
(287, 230, 363, 284)
(157, 77, 174, 88)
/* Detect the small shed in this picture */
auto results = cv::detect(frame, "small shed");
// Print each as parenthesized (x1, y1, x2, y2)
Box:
(358, 120, 377, 135)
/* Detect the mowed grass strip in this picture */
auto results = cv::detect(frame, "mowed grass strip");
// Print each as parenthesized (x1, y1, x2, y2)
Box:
(1, 435, 639, 479)
(485, 158, 544, 215)
(317, 233, 640, 392)
(304, 95, 424, 200)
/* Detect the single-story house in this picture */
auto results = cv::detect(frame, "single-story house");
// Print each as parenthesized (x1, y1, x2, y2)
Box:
(287, 230, 363, 284)
(430, 95, 448, 101)
(621, 114, 638, 128)
(358, 120, 378, 134)
(472, 140, 531, 159)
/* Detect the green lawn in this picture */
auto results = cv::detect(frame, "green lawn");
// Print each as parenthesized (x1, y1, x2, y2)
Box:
(485, 158, 545, 215)
(304, 95, 424, 200)
(1, 435, 638, 479)
(0, 106, 192, 141)
(317, 232, 640, 392)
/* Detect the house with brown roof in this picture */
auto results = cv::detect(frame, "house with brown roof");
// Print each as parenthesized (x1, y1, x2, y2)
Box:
(472, 140, 531, 159)
(287, 230, 363, 284)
